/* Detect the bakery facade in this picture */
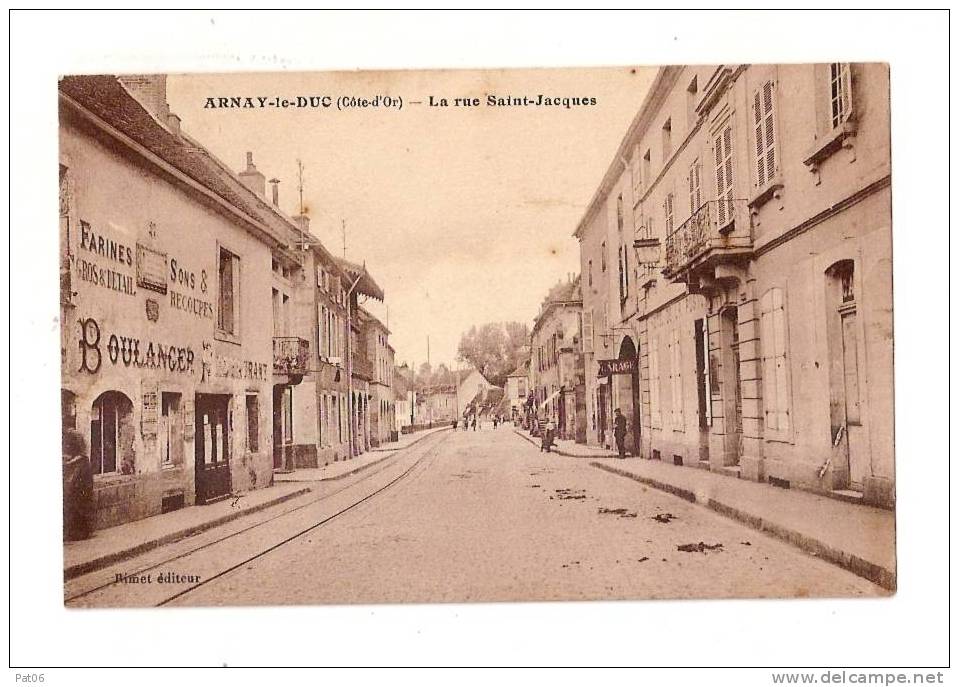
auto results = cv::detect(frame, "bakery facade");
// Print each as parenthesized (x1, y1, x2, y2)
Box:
(59, 75, 290, 528)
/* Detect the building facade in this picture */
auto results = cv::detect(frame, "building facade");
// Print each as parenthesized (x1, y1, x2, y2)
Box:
(528, 276, 586, 442)
(575, 64, 893, 506)
(59, 75, 298, 528)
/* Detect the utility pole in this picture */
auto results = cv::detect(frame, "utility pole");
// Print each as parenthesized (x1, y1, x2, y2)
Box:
(427, 336, 432, 428)
(296, 159, 305, 216)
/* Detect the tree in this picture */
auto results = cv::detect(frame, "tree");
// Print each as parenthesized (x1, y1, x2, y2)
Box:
(457, 321, 530, 387)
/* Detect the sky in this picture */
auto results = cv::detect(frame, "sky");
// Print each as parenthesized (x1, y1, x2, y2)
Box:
(167, 68, 656, 369)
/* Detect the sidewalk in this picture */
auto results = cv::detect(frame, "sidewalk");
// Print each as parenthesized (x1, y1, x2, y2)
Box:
(513, 428, 896, 590)
(65, 426, 451, 580)
(274, 425, 449, 483)
(512, 426, 621, 458)
(63, 482, 312, 580)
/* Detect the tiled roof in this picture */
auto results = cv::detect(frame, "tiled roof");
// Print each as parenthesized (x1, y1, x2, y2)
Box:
(58, 75, 298, 250)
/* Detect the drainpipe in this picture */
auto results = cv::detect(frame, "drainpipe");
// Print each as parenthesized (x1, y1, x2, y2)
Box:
(344, 271, 363, 459)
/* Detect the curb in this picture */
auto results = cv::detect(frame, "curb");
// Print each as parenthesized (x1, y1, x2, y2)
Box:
(63, 486, 312, 581)
(512, 428, 618, 459)
(590, 461, 896, 591)
(290, 427, 451, 483)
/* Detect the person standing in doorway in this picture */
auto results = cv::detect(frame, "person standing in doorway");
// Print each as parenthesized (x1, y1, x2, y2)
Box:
(613, 408, 628, 459)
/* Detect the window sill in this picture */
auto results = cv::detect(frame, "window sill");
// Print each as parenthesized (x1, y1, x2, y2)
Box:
(215, 329, 241, 346)
(803, 121, 857, 171)
(747, 177, 784, 211)
(94, 472, 136, 486)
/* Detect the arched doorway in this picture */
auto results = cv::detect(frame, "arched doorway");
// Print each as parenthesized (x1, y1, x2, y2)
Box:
(90, 390, 135, 476)
(615, 336, 641, 456)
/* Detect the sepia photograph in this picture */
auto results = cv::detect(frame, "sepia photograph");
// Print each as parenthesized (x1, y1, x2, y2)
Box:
(58, 61, 895, 608)
(7, 8, 952, 677)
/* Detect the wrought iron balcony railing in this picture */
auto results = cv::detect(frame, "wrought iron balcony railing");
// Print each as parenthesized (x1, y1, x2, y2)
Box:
(273, 336, 310, 376)
(664, 199, 752, 277)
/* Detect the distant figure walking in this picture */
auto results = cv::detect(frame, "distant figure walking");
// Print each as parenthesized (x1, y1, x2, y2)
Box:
(471, 414, 477, 431)
(541, 418, 556, 453)
(613, 408, 628, 459)
(452, 418, 458, 430)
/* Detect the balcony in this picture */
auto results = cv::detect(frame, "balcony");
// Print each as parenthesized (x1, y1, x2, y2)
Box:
(663, 199, 753, 283)
(273, 337, 310, 377)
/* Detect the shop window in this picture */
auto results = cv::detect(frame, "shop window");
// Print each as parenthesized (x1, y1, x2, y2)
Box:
(217, 246, 241, 338)
(160, 392, 183, 468)
(90, 391, 134, 476)
(246, 394, 260, 452)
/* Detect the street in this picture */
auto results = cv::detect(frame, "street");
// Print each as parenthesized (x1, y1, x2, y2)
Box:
(66, 427, 882, 608)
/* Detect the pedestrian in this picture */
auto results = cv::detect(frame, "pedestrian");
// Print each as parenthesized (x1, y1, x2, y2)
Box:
(472, 414, 477, 431)
(62, 429, 95, 541)
(613, 407, 628, 459)
(542, 418, 556, 453)
(452, 418, 458, 430)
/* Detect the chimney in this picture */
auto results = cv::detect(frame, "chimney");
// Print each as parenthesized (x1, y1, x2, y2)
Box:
(117, 74, 170, 119)
(238, 152, 266, 198)
(166, 112, 181, 136)
(269, 178, 281, 207)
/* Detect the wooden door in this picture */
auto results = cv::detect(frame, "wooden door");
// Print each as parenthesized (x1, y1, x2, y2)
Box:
(194, 395, 232, 504)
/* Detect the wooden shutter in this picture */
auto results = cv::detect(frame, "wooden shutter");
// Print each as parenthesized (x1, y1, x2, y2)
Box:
(583, 310, 593, 353)
(753, 81, 777, 189)
(688, 161, 702, 216)
(715, 123, 734, 226)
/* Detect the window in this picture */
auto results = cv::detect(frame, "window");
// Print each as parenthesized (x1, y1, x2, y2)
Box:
(714, 122, 735, 227)
(688, 160, 702, 216)
(753, 80, 778, 189)
(518, 379, 527, 397)
(642, 149, 651, 188)
(686, 75, 699, 126)
(160, 393, 183, 468)
(583, 310, 594, 353)
(246, 394, 259, 452)
(664, 192, 675, 236)
(661, 118, 673, 162)
(631, 149, 643, 199)
(588, 260, 593, 287)
(90, 391, 134, 475)
(830, 63, 853, 128)
(618, 246, 625, 302)
(217, 246, 240, 337)
(616, 193, 624, 232)
(650, 337, 662, 428)
(601, 241, 607, 272)
(623, 242, 629, 300)
(760, 288, 791, 435)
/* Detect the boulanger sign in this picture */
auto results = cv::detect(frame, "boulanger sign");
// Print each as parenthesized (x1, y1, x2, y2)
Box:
(597, 358, 637, 377)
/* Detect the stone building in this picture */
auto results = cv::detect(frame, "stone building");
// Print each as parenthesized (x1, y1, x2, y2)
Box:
(528, 276, 586, 442)
(335, 258, 385, 457)
(574, 64, 893, 506)
(357, 307, 396, 446)
(505, 359, 530, 422)
(59, 75, 302, 527)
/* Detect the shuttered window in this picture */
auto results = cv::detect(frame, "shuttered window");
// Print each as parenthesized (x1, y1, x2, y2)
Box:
(583, 310, 594, 353)
(714, 122, 734, 227)
(650, 336, 662, 428)
(760, 288, 791, 436)
(664, 192, 675, 236)
(688, 161, 702, 216)
(671, 328, 684, 428)
(830, 63, 853, 128)
(753, 80, 778, 189)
